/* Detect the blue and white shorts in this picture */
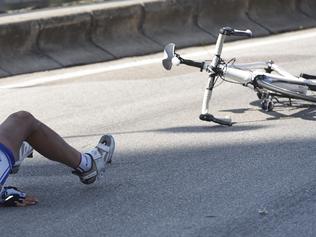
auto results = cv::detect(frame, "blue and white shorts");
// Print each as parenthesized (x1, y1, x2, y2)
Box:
(0, 144, 15, 185)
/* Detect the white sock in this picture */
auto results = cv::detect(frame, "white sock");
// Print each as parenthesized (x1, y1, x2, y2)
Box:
(76, 154, 92, 173)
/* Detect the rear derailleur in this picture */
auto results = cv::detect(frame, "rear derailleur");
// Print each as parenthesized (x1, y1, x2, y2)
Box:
(257, 91, 274, 112)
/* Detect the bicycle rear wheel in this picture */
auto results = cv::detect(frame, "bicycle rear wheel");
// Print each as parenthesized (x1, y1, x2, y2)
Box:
(255, 76, 316, 103)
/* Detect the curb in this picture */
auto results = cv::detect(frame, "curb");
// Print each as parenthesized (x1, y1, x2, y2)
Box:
(0, 0, 315, 78)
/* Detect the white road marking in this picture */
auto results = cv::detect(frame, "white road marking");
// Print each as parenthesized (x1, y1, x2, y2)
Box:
(1, 30, 316, 89)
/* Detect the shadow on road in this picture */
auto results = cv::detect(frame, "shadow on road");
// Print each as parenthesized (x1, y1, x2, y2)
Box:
(113, 124, 267, 135)
(60, 100, 316, 142)
(256, 101, 316, 122)
(62, 124, 267, 139)
(2, 138, 316, 236)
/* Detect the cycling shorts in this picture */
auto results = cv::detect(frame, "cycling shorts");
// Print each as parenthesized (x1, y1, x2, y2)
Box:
(0, 143, 15, 185)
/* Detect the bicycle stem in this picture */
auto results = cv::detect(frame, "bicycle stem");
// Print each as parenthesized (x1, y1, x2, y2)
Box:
(211, 33, 226, 68)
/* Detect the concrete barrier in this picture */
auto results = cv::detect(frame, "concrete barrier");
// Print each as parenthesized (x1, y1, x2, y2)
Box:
(0, 0, 316, 78)
(248, 0, 316, 34)
(299, 0, 316, 19)
(197, 0, 269, 39)
(0, 69, 9, 78)
(0, 0, 50, 12)
(142, 0, 214, 48)
(0, 0, 76, 12)
(91, 2, 160, 58)
(0, 17, 60, 76)
(38, 11, 113, 67)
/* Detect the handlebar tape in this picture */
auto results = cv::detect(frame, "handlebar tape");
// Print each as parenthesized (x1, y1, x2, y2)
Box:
(181, 58, 204, 70)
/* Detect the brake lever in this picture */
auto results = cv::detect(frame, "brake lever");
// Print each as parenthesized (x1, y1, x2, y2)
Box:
(172, 54, 181, 66)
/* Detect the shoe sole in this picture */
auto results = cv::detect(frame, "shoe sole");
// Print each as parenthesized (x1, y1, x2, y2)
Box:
(99, 134, 115, 164)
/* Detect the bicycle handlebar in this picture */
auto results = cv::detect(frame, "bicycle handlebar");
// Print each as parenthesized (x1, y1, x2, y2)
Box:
(220, 27, 252, 38)
(180, 58, 205, 70)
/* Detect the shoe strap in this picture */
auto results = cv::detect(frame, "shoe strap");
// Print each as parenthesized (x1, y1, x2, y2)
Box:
(96, 143, 110, 153)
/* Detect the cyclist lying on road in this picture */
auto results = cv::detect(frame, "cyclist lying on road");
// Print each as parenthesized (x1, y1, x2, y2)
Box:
(0, 111, 115, 207)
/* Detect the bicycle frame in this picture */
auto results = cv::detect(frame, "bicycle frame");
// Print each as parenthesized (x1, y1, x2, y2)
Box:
(162, 26, 316, 125)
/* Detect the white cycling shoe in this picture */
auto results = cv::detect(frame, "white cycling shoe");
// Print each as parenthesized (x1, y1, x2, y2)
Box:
(73, 134, 115, 185)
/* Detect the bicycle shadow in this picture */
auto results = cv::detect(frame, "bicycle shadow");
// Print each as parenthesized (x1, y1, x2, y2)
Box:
(220, 107, 258, 114)
(60, 124, 267, 140)
(220, 100, 316, 122)
(251, 100, 316, 122)
(111, 123, 267, 136)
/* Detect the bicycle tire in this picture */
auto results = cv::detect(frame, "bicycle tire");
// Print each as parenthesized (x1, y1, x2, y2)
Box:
(256, 77, 316, 103)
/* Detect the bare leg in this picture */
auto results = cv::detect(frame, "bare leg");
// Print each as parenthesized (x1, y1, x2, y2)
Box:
(0, 111, 81, 169)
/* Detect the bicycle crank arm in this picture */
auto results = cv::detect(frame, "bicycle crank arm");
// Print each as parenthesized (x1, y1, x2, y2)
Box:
(199, 114, 233, 126)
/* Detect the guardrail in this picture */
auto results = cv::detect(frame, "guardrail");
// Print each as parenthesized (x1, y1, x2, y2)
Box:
(0, 0, 315, 78)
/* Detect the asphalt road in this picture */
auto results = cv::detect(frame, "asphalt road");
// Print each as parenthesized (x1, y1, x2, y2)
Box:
(1, 29, 316, 237)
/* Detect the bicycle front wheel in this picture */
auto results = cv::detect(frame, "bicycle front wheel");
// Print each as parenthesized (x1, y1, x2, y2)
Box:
(255, 76, 316, 103)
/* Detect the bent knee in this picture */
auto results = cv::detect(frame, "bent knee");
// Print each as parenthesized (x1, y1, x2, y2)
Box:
(8, 111, 36, 125)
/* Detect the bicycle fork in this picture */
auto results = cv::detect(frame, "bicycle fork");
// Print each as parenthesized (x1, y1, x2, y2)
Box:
(201, 75, 215, 114)
(199, 75, 233, 126)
